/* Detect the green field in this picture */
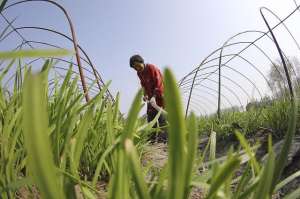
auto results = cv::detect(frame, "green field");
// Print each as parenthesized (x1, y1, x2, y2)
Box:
(0, 50, 300, 198)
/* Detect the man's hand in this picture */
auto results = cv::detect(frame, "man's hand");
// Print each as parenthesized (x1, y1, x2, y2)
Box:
(143, 95, 149, 102)
(149, 96, 156, 106)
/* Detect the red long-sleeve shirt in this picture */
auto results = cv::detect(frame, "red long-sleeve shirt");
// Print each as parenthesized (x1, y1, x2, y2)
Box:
(137, 64, 164, 113)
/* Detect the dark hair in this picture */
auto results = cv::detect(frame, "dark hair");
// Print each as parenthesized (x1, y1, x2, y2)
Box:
(129, 54, 144, 68)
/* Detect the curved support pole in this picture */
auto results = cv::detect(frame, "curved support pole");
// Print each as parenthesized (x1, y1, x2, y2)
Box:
(183, 32, 272, 117)
(181, 54, 271, 97)
(182, 93, 238, 116)
(260, 7, 295, 99)
(182, 10, 300, 116)
(1, 25, 115, 102)
(4, 56, 101, 91)
(48, 80, 99, 96)
(260, 6, 298, 190)
(181, 85, 235, 108)
(182, 93, 222, 110)
(182, 35, 294, 84)
(216, 27, 296, 116)
(191, 80, 243, 108)
(184, 54, 273, 95)
(262, 3, 300, 52)
(183, 96, 211, 113)
(16, 40, 93, 70)
(180, 65, 256, 100)
(184, 72, 251, 102)
(257, 6, 300, 87)
(3, 0, 90, 101)
(186, 101, 208, 116)
(293, 0, 300, 14)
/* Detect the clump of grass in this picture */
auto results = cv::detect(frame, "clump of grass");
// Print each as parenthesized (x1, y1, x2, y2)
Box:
(198, 98, 296, 140)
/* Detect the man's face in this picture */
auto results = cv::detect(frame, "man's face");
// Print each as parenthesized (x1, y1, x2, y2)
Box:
(132, 62, 144, 72)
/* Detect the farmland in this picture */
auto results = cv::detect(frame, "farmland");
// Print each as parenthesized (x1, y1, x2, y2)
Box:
(1, 1, 300, 199)
(0, 55, 299, 198)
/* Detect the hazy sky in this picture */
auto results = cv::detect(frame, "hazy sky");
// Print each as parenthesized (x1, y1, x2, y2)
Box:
(1, 0, 300, 114)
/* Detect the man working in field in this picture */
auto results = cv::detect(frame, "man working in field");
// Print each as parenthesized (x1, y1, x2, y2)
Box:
(129, 54, 167, 142)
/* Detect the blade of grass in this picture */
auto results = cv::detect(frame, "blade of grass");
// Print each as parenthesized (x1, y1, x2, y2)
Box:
(206, 155, 240, 199)
(109, 90, 143, 199)
(120, 89, 142, 141)
(183, 113, 198, 199)
(235, 131, 260, 175)
(0, 49, 72, 60)
(209, 131, 216, 161)
(164, 68, 187, 199)
(253, 135, 275, 199)
(23, 72, 65, 199)
(271, 100, 297, 191)
(233, 164, 251, 199)
(91, 137, 120, 186)
(283, 187, 300, 199)
(70, 107, 94, 176)
(0, 0, 8, 13)
(275, 170, 300, 192)
(124, 139, 151, 199)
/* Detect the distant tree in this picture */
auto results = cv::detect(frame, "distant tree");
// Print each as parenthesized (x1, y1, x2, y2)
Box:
(268, 57, 300, 96)
(246, 96, 273, 111)
(221, 105, 243, 113)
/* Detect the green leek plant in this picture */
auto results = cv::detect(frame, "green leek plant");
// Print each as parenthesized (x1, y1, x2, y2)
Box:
(0, 48, 299, 198)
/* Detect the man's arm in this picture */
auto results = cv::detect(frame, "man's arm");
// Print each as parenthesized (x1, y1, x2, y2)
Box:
(149, 65, 164, 98)
(140, 80, 148, 101)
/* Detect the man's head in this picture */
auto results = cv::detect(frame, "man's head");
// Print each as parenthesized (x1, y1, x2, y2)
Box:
(130, 54, 145, 72)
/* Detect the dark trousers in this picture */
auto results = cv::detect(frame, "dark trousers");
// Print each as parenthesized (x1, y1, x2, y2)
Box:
(147, 109, 168, 143)
(147, 109, 166, 127)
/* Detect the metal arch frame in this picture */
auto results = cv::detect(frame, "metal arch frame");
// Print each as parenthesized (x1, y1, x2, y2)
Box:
(260, 5, 300, 52)
(182, 96, 211, 114)
(188, 79, 244, 108)
(184, 100, 208, 116)
(179, 40, 290, 97)
(260, 7, 296, 99)
(182, 74, 251, 100)
(4, 40, 102, 87)
(181, 85, 235, 108)
(181, 74, 246, 106)
(259, 5, 298, 189)
(0, 13, 35, 50)
(294, 0, 300, 12)
(48, 80, 100, 97)
(180, 34, 295, 86)
(217, 5, 300, 78)
(15, 40, 94, 71)
(180, 40, 270, 77)
(217, 23, 300, 117)
(182, 93, 222, 110)
(2, 0, 91, 101)
(182, 38, 269, 117)
(4, 57, 100, 92)
(181, 64, 263, 100)
(1, 28, 90, 71)
(0, 25, 115, 102)
(188, 105, 206, 116)
(182, 34, 295, 117)
(181, 93, 231, 115)
(182, 3, 300, 117)
(179, 65, 258, 100)
(178, 31, 275, 85)
(180, 51, 274, 115)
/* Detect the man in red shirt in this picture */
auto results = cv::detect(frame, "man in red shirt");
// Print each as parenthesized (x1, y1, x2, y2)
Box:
(130, 54, 167, 142)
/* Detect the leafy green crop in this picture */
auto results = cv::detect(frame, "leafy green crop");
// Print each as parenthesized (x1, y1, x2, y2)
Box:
(0, 49, 299, 198)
